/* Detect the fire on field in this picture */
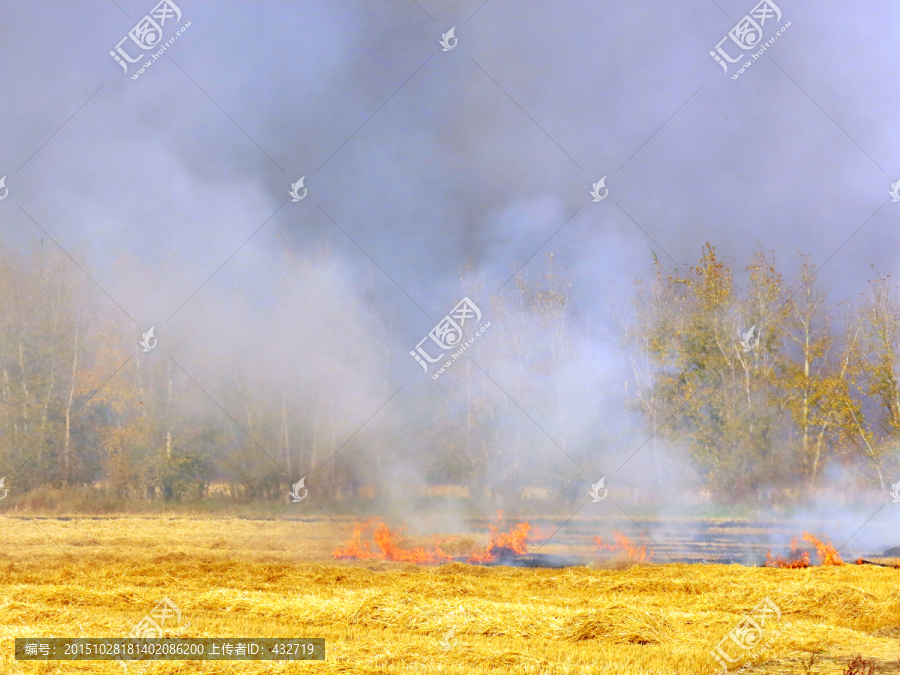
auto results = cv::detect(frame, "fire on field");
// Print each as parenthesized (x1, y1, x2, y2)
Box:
(332, 512, 535, 565)
(765, 532, 900, 570)
(3, 516, 900, 675)
(765, 532, 844, 569)
(332, 517, 900, 571)
(331, 513, 660, 567)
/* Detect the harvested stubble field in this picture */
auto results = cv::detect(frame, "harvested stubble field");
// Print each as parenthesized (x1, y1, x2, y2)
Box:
(1, 516, 899, 674)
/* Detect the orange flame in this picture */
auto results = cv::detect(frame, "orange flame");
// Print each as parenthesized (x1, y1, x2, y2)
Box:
(765, 538, 810, 568)
(594, 533, 653, 562)
(764, 533, 843, 568)
(332, 519, 451, 564)
(467, 512, 532, 563)
(332, 519, 378, 560)
(802, 532, 843, 566)
(332, 512, 534, 565)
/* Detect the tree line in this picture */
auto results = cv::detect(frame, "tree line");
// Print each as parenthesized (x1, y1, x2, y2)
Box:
(628, 244, 899, 499)
(0, 241, 896, 507)
(0, 244, 584, 506)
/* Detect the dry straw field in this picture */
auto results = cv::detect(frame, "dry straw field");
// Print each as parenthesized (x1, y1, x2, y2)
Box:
(2, 516, 900, 674)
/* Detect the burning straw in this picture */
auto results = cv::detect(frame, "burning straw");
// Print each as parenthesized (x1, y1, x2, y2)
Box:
(332, 513, 535, 565)
(764, 532, 843, 568)
(468, 520, 532, 564)
(594, 533, 654, 562)
(332, 519, 452, 564)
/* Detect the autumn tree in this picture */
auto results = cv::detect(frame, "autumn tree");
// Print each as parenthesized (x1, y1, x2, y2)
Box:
(841, 277, 900, 487)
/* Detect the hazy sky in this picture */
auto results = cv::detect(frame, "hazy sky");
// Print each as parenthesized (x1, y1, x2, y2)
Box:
(2, 1, 899, 508)
(2, 0, 898, 317)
